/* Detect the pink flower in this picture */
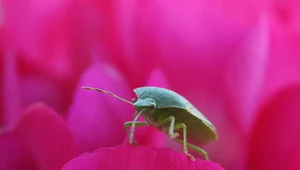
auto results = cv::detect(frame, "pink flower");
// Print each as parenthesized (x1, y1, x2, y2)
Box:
(62, 146, 224, 170)
(1, 0, 300, 169)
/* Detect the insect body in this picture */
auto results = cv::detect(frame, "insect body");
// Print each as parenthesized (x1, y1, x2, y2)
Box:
(82, 86, 218, 160)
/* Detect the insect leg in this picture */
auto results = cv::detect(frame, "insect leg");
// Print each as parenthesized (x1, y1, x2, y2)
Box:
(156, 116, 179, 138)
(173, 123, 195, 160)
(124, 121, 148, 146)
(174, 138, 209, 160)
(157, 118, 194, 160)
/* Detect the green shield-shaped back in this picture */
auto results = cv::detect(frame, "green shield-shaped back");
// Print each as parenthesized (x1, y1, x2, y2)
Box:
(134, 86, 218, 145)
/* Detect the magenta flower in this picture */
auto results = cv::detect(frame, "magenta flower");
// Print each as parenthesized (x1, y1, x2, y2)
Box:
(1, 0, 300, 169)
(62, 146, 224, 170)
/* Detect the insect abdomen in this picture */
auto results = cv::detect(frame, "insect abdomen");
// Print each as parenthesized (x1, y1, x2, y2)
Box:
(154, 108, 217, 145)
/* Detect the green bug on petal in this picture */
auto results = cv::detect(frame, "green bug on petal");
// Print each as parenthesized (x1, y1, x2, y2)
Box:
(82, 86, 218, 160)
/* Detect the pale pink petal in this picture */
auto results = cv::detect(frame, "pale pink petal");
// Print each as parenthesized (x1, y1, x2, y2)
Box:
(247, 85, 300, 170)
(62, 146, 224, 170)
(223, 14, 268, 132)
(261, 0, 300, 106)
(67, 62, 134, 153)
(15, 103, 77, 170)
(145, 68, 169, 88)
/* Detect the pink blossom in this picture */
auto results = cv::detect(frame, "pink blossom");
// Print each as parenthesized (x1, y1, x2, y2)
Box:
(1, 0, 300, 169)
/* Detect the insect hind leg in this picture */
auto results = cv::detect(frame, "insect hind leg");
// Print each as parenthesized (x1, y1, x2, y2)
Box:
(173, 123, 195, 161)
(156, 116, 179, 138)
(174, 138, 209, 160)
(156, 117, 194, 160)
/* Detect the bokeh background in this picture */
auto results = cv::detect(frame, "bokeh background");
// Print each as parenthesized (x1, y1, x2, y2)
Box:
(1, 0, 300, 170)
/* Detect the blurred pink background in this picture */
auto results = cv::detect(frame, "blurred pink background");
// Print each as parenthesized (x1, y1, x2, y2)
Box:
(1, 0, 300, 170)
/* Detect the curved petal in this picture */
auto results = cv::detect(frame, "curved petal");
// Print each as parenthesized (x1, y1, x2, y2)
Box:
(15, 103, 77, 170)
(247, 85, 300, 170)
(62, 146, 224, 170)
(67, 62, 134, 153)
(261, 0, 300, 105)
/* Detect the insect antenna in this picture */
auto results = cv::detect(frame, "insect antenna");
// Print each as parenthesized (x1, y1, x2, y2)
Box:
(81, 86, 134, 105)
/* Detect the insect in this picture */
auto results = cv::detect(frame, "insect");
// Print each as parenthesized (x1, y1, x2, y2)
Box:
(82, 86, 218, 160)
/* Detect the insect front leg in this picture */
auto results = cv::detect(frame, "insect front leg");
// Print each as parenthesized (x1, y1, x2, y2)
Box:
(124, 121, 148, 146)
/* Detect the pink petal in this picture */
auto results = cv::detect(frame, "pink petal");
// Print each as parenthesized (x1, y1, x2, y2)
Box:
(2, 0, 97, 81)
(145, 68, 169, 87)
(2, 0, 102, 116)
(62, 146, 224, 170)
(0, 55, 3, 126)
(0, 132, 37, 170)
(67, 62, 134, 153)
(199, 15, 269, 169)
(261, 0, 300, 106)
(247, 85, 300, 170)
(101, 0, 260, 86)
(288, 144, 300, 170)
(19, 75, 70, 115)
(1, 48, 22, 130)
(15, 103, 77, 170)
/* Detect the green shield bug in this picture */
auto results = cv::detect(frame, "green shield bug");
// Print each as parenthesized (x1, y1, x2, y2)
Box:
(82, 86, 218, 160)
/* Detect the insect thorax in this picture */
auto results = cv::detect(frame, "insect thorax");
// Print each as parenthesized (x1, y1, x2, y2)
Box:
(141, 111, 156, 126)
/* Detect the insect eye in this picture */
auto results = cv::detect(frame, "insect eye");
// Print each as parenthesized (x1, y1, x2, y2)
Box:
(150, 104, 156, 110)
